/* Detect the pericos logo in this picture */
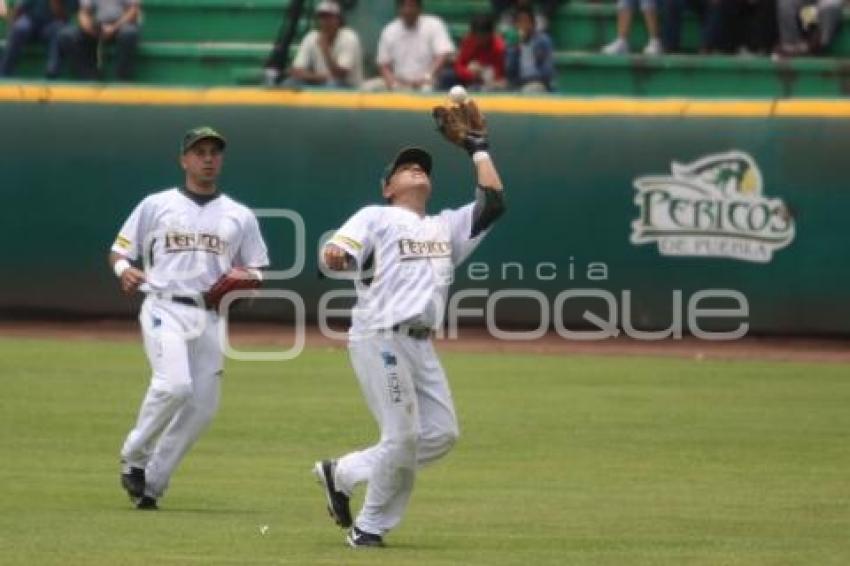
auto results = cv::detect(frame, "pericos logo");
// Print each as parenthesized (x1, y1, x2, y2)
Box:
(164, 231, 227, 255)
(630, 151, 795, 263)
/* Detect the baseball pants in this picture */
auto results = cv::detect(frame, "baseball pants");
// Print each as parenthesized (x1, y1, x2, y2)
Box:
(334, 332, 460, 535)
(120, 296, 222, 499)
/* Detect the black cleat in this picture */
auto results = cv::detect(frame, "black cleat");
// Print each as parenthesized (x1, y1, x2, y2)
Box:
(346, 527, 385, 548)
(135, 496, 158, 510)
(121, 466, 146, 500)
(313, 459, 352, 528)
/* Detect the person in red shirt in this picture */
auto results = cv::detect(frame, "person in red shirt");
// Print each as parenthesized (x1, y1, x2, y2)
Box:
(451, 14, 507, 91)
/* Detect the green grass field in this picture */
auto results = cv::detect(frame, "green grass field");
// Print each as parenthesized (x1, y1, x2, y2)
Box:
(0, 337, 848, 565)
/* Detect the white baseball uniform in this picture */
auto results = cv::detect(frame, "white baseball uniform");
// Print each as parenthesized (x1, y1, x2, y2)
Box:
(326, 196, 496, 536)
(112, 186, 269, 500)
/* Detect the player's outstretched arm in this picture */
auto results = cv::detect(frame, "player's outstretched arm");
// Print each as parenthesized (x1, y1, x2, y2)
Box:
(433, 94, 506, 236)
(432, 94, 504, 190)
(474, 151, 503, 192)
(108, 251, 146, 295)
(470, 153, 506, 237)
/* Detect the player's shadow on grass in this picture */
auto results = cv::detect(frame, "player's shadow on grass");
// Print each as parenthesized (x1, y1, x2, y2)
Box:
(126, 507, 260, 515)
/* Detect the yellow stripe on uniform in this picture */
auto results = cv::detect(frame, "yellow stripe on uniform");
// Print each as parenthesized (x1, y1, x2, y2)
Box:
(333, 235, 363, 251)
(115, 235, 132, 249)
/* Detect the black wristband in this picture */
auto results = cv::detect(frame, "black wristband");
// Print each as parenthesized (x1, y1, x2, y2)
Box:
(463, 132, 489, 156)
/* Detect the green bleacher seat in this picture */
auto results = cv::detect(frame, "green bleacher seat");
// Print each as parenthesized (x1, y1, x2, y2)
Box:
(142, 0, 290, 42)
(553, 51, 850, 97)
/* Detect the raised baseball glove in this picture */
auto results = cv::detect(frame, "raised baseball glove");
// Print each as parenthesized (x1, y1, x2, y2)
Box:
(432, 99, 489, 155)
(204, 267, 261, 310)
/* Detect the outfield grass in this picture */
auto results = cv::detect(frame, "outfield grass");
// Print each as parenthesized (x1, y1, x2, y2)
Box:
(0, 337, 848, 565)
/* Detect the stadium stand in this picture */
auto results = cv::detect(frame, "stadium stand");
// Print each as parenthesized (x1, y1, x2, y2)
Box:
(2, 0, 850, 95)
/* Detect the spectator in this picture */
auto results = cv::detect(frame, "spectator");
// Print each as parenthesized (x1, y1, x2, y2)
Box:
(447, 14, 506, 91)
(283, 1, 363, 88)
(695, 0, 737, 53)
(61, 0, 139, 80)
(506, 7, 554, 93)
(601, 0, 662, 55)
(660, 0, 699, 53)
(361, 0, 455, 92)
(0, 0, 8, 20)
(805, 0, 845, 52)
(660, 0, 729, 54)
(730, 0, 776, 54)
(0, 0, 75, 78)
(778, 0, 843, 55)
(493, 0, 562, 32)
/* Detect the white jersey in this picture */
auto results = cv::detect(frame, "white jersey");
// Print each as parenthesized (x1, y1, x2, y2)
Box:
(328, 201, 486, 334)
(111, 187, 269, 294)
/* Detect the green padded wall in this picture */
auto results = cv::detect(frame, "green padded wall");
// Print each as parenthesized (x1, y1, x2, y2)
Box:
(0, 90, 847, 334)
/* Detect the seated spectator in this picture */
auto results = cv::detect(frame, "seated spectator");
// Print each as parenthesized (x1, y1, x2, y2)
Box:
(0, 0, 75, 78)
(778, 0, 843, 55)
(61, 0, 139, 80)
(601, 0, 662, 55)
(493, 0, 561, 32)
(660, 0, 700, 53)
(676, 0, 774, 54)
(361, 0, 455, 92)
(447, 14, 506, 91)
(0, 0, 8, 19)
(804, 0, 845, 53)
(730, 0, 776, 54)
(505, 7, 554, 93)
(283, 1, 362, 88)
(660, 0, 733, 54)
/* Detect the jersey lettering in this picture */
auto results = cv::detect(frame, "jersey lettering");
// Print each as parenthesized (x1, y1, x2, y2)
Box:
(164, 231, 228, 255)
(398, 238, 451, 260)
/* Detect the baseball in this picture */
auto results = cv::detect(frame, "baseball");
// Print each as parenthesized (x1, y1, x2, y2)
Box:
(259, 525, 269, 535)
(449, 85, 469, 104)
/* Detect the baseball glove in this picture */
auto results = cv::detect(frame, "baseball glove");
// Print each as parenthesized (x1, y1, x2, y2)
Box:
(432, 100, 489, 155)
(204, 267, 261, 310)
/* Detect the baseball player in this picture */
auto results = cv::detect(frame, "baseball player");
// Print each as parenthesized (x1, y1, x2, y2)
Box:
(314, 99, 505, 547)
(109, 126, 269, 509)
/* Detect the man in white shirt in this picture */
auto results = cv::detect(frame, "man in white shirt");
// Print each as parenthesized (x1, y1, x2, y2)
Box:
(109, 127, 269, 509)
(362, 0, 455, 92)
(313, 103, 506, 548)
(286, 0, 363, 88)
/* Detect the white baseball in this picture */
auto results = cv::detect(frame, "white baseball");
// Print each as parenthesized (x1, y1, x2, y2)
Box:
(449, 85, 469, 104)
(259, 525, 269, 535)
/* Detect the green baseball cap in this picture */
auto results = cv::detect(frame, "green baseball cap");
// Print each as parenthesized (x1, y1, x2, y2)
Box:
(382, 146, 432, 185)
(181, 126, 227, 153)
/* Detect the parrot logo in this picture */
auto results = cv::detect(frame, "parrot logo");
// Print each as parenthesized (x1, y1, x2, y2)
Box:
(630, 151, 795, 263)
(669, 152, 762, 198)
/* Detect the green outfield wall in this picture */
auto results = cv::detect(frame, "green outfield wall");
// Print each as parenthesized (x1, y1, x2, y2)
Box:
(1, 86, 847, 334)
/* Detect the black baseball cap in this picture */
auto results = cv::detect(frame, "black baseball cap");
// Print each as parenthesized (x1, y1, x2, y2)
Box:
(182, 126, 227, 153)
(382, 146, 432, 185)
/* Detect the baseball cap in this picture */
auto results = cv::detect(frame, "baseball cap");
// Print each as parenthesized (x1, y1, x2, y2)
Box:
(181, 126, 227, 153)
(382, 146, 432, 185)
(315, 0, 341, 15)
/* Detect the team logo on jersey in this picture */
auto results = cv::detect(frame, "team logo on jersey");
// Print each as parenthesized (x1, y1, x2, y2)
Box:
(381, 351, 398, 367)
(398, 239, 451, 260)
(164, 231, 227, 255)
(630, 151, 795, 263)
